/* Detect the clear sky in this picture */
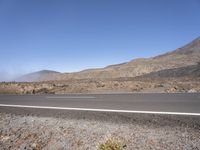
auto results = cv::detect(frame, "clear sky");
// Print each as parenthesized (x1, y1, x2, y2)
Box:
(0, 0, 200, 81)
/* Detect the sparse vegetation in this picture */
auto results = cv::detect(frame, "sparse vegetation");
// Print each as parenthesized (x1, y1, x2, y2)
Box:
(97, 138, 126, 150)
(0, 76, 200, 94)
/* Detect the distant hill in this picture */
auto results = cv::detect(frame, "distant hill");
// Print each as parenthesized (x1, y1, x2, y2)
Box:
(17, 37, 200, 82)
(16, 70, 61, 82)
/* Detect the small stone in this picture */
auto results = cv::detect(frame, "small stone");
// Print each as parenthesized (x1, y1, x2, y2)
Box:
(188, 89, 197, 93)
(31, 143, 38, 148)
(2, 136, 10, 141)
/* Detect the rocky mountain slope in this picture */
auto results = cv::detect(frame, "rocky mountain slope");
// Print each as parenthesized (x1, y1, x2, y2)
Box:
(17, 37, 200, 82)
(67, 37, 200, 79)
(136, 63, 200, 79)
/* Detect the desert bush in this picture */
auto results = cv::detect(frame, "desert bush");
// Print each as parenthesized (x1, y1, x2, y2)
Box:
(96, 82, 105, 88)
(97, 138, 126, 150)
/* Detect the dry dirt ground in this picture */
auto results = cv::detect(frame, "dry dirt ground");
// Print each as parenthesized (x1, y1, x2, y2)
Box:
(0, 77, 200, 94)
(0, 108, 200, 150)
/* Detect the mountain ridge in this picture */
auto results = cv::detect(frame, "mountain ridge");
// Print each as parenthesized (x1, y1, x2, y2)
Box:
(16, 36, 200, 82)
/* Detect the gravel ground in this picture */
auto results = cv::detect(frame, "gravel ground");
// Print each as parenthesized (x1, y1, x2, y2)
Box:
(0, 108, 200, 150)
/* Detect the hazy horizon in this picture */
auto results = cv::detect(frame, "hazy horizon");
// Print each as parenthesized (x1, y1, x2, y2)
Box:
(0, 0, 200, 81)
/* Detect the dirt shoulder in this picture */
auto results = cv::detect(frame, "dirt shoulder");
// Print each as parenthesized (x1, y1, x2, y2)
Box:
(0, 108, 200, 150)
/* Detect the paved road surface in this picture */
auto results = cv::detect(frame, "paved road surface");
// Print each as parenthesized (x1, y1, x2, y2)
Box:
(0, 93, 200, 115)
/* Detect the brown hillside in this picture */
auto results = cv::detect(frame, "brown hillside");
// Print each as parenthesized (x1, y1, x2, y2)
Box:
(17, 37, 200, 82)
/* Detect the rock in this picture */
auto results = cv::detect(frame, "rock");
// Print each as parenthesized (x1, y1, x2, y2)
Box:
(188, 89, 197, 93)
(31, 143, 38, 149)
(19, 143, 32, 150)
(1, 136, 10, 141)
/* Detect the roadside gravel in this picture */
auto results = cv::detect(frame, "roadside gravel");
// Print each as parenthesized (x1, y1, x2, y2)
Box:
(0, 108, 200, 150)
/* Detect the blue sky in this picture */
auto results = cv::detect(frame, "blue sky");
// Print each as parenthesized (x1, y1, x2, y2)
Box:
(0, 0, 200, 80)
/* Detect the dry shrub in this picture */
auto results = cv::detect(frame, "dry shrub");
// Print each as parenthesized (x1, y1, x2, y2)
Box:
(97, 138, 126, 150)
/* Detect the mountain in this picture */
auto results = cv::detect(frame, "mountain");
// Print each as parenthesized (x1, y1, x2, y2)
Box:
(136, 64, 200, 79)
(16, 70, 61, 82)
(17, 37, 200, 82)
(62, 36, 200, 79)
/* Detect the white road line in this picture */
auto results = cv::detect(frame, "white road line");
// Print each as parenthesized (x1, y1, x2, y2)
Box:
(0, 104, 200, 116)
(46, 96, 96, 99)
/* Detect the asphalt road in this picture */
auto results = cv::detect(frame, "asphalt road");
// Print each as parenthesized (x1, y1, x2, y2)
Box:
(0, 93, 200, 114)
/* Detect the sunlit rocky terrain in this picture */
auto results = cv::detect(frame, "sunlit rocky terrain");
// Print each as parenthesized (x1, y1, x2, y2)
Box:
(1, 109, 200, 150)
